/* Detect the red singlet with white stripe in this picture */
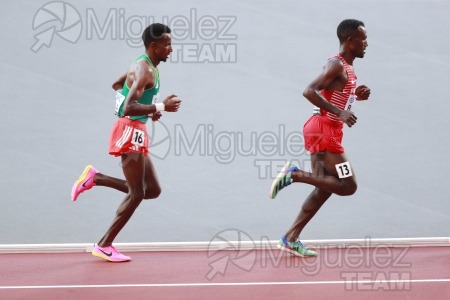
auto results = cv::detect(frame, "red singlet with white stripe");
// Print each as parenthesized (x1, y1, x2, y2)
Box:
(320, 54, 357, 123)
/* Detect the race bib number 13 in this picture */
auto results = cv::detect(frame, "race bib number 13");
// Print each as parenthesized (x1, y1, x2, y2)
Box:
(335, 162, 353, 178)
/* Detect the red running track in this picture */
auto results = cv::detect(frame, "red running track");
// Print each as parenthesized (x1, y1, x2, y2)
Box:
(0, 246, 449, 299)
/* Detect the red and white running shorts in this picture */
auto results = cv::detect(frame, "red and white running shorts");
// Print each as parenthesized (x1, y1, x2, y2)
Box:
(108, 117, 149, 157)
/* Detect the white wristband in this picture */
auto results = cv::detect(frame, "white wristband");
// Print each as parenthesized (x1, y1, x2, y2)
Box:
(155, 103, 165, 112)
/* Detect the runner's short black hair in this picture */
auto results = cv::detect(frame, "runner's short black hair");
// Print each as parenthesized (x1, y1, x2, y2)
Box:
(142, 23, 171, 48)
(337, 19, 365, 43)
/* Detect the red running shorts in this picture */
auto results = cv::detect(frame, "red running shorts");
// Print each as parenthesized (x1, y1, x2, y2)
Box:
(303, 115, 344, 154)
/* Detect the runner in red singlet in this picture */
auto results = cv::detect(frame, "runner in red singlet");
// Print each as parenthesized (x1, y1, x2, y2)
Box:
(270, 19, 371, 257)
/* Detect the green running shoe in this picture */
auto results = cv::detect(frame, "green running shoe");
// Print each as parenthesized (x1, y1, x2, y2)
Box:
(278, 236, 317, 257)
(269, 161, 298, 199)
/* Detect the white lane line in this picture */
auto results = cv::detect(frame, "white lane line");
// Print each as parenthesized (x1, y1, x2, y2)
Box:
(1, 279, 450, 289)
(1, 237, 449, 254)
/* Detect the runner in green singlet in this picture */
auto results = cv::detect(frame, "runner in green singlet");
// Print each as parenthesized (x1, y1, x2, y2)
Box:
(71, 23, 181, 262)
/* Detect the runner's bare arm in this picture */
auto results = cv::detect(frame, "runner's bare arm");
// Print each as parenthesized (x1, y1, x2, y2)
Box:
(122, 61, 181, 116)
(112, 72, 128, 90)
(303, 59, 357, 126)
(303, 59, 345, 116)
(122, 61, 158, 116)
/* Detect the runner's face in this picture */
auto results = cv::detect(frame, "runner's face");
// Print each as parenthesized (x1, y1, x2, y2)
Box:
(155, 33, 172, 62)
(350, 26, 368, 58)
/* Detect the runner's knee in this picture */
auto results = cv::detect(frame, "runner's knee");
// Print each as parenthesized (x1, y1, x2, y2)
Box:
(128, 189, 145, 202)
(144, 186, 161, 200)
(337, 180, 357, 196)
(116, 192, 143, 217)
(313, 187, 332, 199)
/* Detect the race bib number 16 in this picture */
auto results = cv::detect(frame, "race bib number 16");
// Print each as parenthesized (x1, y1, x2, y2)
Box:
(131, 128, 145, 147)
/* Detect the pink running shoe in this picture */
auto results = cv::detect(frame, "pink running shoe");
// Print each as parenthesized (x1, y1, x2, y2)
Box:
(92, 244, 131, 262)
(71, 165, 99, 201)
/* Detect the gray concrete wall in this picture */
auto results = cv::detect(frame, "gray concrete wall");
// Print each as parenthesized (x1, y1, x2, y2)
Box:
(0, 0, 448, 243)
